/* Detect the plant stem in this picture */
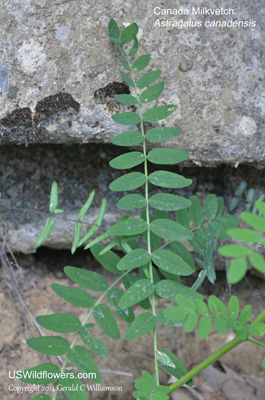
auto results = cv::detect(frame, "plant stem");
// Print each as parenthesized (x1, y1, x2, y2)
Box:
(167, 308, 265, 395)
(52, 270, 129, 400)
(166, 336, 243, 394)
(247, 337, 265, 349)
(124, 49, 159, 386)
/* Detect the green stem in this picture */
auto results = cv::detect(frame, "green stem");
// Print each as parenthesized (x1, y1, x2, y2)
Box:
(167, 308, 265, 395)
(123, 48, 159, 386)
(52, 270, 129, 400)
(247, 337, 265, 349)
(167, 336, 242, 394)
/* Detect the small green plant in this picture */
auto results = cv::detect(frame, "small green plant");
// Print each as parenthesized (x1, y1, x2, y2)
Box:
(229, 180, 265, 213)
(18, 19, 265, 400)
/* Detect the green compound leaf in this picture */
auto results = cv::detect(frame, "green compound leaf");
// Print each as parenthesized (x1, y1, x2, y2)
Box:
(199, 315, 212, 339)
(218, 244, 249, 257)
(214, 317, 228, 335)
(155, 280, 204, 301)
(109, 217, 147, 236)
(35, 217, 56, 248)
(176, 208, 190, 228)
(112, 111, 140, 125)
(139, 81, 165, 103)
(19, 363, 60, 384)
(108, 18, 120, 39)
(123, 274, 151, 309)
(116, 44, 127, 56)
(110, 151, 145, 169)
(59, 372, 88, 400)
(107, 34, 123, 44)
(79, 325, 108, 358)
(118, 279, 155, 308)
(152, 249, 193, 276)
(204, 194, 218, 220)
(229, 197, 239, 212)
(49, 181, 58, 213)
(228, 258, 248, 284)
(107, 287, 135, 323)
(128, 35, 138, 56)
(119, 69, 134, 86)
(141, 210, 160, 250)
(157, 349, 193, 387)
(146, 126, 181, 142)
(256, 200, 265, 217)
(110, 172, 146, 191)
(117, 248, 151, 271)
(143, 105, 178, 122)
(133, 370, 169, 400)
(175, 294, 195, 313)
(194, 299, 208, 315)
(68, 346, 102, 383)
(83, 231, 111, 251)
(121, 23, 139, 43)
(51, 284, 94, 308)
(239, 305, 252, 324)
(149, 193, 191, 211)
(208, 221, 229, 241)
(208, 295, 227, 316)
(149, 171, 192, 189)
(111, 131, 144, 147)
(192, 270, 207, 291)
(132, 54, 151, 71)
(118, 55, 132, 69)
(217, 197, 225, 216)
(227, 228, 261, 243)
(157, 306, 186, 327)
(241, 212, 265, 233)
(228, 296, 240, 319)
(125, 312, 157, 340)
(71, 222, 82, 254)
(249, 251, 265, 273)
(150, 219, 193, 242)
(184, 314, 199, 333)
(170, 242, 196, 271)
(217, 214, 240, 229)
(96, 197, 106, 226)
(114, 94, 138, 105)
(36, 313, 81, 333)
(64, 266, 108, 291)
(147, 148, 189, 165)
(27, 336, 69, 356)
(117, 194, 146, 210)
(93, 304, 120, 340)
(189, 195, 204, 225)
(90, 244, 120, 274)
(137, 70, 162, 88)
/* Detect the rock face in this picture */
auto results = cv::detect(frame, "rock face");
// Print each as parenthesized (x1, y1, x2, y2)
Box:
(1, 144, 264, 254)
(0, 0, 264, 167)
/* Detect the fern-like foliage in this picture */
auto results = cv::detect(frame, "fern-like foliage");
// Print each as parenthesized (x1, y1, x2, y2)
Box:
(219, 199, 265, 283)
(18, 19, 265, 400)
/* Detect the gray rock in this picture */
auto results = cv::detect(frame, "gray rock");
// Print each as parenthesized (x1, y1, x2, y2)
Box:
(1, 144, 264, 255)
(0, 0, 264, 167)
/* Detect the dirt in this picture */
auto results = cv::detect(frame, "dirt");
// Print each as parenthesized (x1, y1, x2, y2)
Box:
(0, 248, 265, 400)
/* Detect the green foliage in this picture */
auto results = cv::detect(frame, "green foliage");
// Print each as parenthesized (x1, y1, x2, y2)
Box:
(133, 371, 169, 400)
(219, 199, 265, 283)
(229, 180, 265, 213)
(171, 294, 265, 341)
(19, 18, 265, 400)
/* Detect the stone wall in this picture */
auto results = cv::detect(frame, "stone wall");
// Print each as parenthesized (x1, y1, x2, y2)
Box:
(0, 0, 265, 254)
(0, 0, 264, 166)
